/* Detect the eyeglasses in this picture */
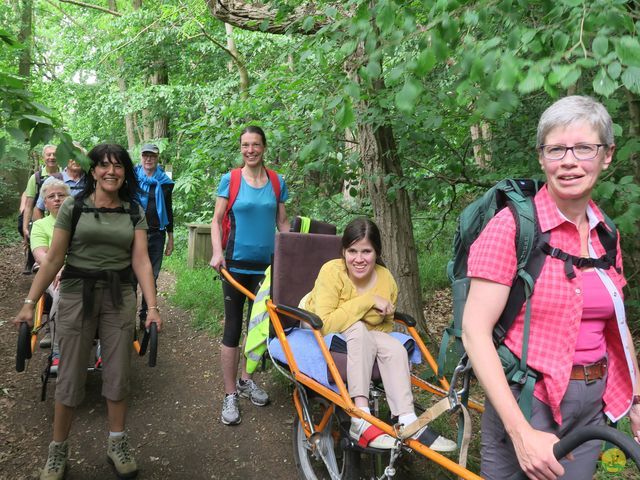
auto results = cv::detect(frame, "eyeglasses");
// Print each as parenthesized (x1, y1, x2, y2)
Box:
(539, 143, 606, 161)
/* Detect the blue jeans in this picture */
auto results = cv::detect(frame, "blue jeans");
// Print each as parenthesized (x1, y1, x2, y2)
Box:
(139, 230, 166, 321)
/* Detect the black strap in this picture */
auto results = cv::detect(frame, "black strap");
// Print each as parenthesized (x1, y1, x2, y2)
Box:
(70, 198, 141, 248)
(225, 259, 270, 272)
(61, 264, 135, 321)
(541, 243, 615, 280)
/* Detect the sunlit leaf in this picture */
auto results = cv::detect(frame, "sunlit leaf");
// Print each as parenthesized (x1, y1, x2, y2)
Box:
(592, 36, 609, 58)
(335, 98, 354, 129)
(518, 68, 544, 94)
(615, 36, 640, 67)
(621, 66, 640, 94)
(592, 68, 618, 97)
(395, 77, 422, 114)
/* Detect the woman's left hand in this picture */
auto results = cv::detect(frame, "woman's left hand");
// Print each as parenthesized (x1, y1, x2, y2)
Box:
(145, 308, 162, 332)
(629, 403, 640, 442)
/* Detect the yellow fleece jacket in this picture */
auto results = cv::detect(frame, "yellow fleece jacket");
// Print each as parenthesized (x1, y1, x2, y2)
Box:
(306, 259, 398, 335)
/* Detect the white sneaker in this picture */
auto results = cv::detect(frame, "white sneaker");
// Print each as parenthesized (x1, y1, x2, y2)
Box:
(349, 419, 396, 449)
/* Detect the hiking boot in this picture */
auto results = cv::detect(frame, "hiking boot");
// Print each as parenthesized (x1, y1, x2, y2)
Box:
(221, 393, 241, 425)
(236, 379, 269, 406)
(106, 433, 138, 479)
(40, 440, 68, 480)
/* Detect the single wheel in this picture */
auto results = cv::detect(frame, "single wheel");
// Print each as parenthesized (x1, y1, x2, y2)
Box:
(293, 394, 360, 480)
(16, 322, 31, 372)
(510, 425, 640, 479)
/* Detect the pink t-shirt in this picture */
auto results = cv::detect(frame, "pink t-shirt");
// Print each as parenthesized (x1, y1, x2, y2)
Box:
(573, 270, 613, 365)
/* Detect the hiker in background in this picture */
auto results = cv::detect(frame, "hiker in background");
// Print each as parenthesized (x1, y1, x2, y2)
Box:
(34, 143, 87, 218)
(462, 96, 640, 480)
(135, 143, 174, 328)
(21, 144, 61, 273)
(305, 218, 456, 451)
(13, 144, 161, 480)
(209, 125, 290, 426)
(30, 177, 70, 363)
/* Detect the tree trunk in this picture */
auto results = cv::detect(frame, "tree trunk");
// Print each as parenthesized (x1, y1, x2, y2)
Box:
(347, 42, 425, 330)
(224, 23, 249, 99)
(108, 0, 136, 148)
(151, 60, 169, 139)
(357, 122, 425, 331)
(18, 0, 33, 80)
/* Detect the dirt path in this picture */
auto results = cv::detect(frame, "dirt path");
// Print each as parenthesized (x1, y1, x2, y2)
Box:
(0, 243, 298, 480)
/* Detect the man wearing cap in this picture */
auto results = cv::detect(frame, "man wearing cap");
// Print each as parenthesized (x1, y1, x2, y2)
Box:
(135, 144, 174, 326)
(34, 149, 87, 218)
(20, 145, 62, 273)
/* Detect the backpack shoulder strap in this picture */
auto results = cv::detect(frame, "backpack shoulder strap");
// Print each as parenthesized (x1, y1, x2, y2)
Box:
(69, 197, 84, 244)
(597, 212, 620, 272)
(493, 187, 547, 343)
(226, 168, 242, 212)
(265, 168, 281, 202)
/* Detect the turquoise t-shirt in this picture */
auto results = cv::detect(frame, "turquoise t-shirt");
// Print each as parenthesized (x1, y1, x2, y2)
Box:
(217, 171, 288, 274)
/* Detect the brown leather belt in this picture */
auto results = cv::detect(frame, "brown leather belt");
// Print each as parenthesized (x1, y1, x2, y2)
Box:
(570, 359, 607, 384)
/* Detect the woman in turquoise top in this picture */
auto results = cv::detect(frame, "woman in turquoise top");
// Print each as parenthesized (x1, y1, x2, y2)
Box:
(210, 126, 290, 426)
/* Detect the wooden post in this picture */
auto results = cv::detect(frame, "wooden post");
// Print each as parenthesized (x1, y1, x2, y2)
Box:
(187, 223, 212, 268)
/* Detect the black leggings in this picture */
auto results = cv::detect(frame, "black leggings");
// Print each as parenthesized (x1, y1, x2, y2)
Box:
(221, 272, 263, 348)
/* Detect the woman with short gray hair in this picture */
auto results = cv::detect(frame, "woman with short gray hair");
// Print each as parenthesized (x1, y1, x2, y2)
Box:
(463, 96, 640, 479)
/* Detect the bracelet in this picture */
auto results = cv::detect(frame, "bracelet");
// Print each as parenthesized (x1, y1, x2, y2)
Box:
(148, 306, 159, 311)
(24, 298, 36, 305)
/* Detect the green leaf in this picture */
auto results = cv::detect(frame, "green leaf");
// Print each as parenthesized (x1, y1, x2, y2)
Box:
(301, 16, 315, 32)
(608, 61, 622, 80)
(592, 36, 609, 58)
(592, 68, 618, 97)
(395, 77, 423, 114)
(553, 32, 569, 52)
(30, 123, 54, 148)
(496, 57, 520, 90)
(621, 66, 640, 94)
(414, 48, 436, 76)
(0, 137, 6, 158)
(615, 36, 640, 67)
(518, 68, 544, 94)
(8, 127, 26, 142)
(366, 60, 381, 79)
(56, 139, 73, 166)
(376, 4, 395, 32)
(335, 98, 355, 129)
(21, 114, 53, 125)
(559, 66, 581, 88)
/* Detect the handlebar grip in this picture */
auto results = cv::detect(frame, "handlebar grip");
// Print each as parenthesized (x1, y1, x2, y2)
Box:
(148, 322, 158, 368)
(509, 425, 640, 480)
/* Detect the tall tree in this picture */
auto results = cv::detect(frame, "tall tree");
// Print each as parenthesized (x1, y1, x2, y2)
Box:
(206, 0, 427, 329)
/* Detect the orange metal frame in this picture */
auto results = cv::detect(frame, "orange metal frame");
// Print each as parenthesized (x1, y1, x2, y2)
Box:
(221, 268, 484, 480)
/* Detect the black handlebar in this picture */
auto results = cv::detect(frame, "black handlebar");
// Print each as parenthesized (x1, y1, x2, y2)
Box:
(509, 425, 640, 479)
(16, 322, 32, 372)
(139, 322, 158, 367)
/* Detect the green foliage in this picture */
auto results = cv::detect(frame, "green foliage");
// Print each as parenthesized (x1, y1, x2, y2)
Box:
(162, 228, 224, 334)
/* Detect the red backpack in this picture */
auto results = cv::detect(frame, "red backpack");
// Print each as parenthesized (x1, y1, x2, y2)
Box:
(221, 168, 282, 250)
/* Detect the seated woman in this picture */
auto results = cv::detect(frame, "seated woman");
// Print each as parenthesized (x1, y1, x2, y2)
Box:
(30, 177, 70, 373)
(304, 217, 455, 451)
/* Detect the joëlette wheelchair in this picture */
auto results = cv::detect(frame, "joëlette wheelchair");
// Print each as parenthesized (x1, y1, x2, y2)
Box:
(222, 224, 485, 479)
(16, 281, 158, 401)
(222, 220, 640, 479)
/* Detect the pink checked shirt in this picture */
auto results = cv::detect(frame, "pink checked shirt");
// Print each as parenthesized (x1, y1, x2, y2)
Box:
(468, 185, 635, 425)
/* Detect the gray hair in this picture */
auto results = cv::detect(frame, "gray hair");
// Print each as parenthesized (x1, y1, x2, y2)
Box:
(536, 96, 614, 148)
(39, 177, 70, 202)
(42, 144, 57, 156)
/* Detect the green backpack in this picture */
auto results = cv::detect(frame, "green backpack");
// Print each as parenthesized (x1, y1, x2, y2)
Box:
(437, 178, 619, 418)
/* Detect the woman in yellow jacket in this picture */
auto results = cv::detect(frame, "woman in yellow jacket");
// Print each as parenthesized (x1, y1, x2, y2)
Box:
(305, 217, 455, 451)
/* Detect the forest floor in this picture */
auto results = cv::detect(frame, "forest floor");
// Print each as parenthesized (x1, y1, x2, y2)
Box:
(0, 240, 471, 480)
